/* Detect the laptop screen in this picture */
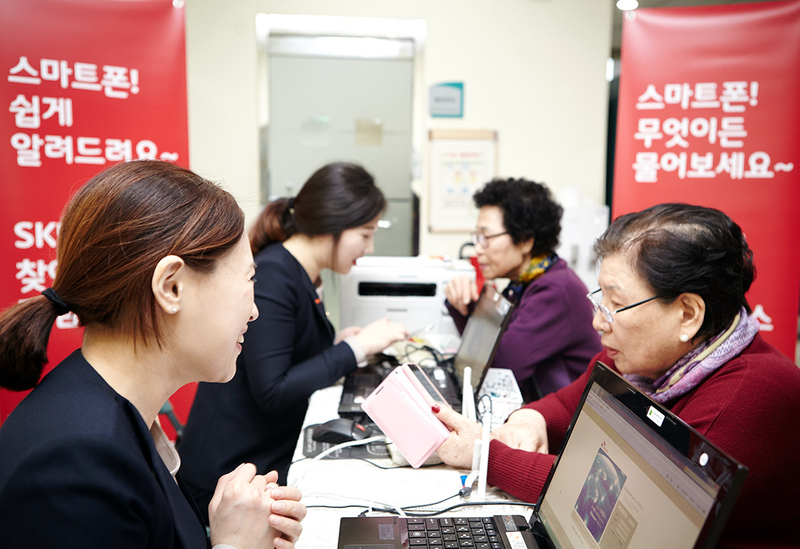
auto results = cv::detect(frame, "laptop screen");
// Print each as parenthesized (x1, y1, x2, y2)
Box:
(453, 284, 514, 390)
(536, 365, 746, 549)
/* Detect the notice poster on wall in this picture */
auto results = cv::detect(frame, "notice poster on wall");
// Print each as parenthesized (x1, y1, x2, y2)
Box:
(613, 1, 800, 358)
(0, 0, 190, 423)
(429, 129, 497, 232)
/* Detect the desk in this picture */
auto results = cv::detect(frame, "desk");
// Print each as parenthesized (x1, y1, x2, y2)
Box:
(288, 385, 532, 549)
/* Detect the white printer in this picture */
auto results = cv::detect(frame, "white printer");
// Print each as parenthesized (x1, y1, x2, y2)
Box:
(339, 256, 476, 338)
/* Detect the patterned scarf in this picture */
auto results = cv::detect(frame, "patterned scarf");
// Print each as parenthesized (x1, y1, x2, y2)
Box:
(625, 307, 759, 403)
(502, 254, 557, 303)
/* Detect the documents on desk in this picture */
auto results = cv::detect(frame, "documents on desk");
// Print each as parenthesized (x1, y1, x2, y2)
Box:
(289, 385, 531, 549)
(476, 368, 524, 430)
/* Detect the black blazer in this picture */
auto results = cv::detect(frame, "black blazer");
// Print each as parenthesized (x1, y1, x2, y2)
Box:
(177, 243, 357, 521)
(0, 351, 209, 548)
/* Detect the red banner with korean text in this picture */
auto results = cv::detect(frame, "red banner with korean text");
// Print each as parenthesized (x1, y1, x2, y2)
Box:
(0, 0, 190, 424)
(613, 1, 800, 359)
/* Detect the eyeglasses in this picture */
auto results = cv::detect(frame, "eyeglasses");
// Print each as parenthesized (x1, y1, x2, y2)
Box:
(470, 231, 508, 248)
(587, 288, 660, 324)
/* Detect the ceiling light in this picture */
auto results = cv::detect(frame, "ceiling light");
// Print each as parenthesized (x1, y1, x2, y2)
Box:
(616, 0, 639, 10)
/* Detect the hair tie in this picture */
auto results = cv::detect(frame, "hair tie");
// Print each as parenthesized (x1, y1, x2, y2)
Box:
(287, 197, 295, 210)
(42, 288, 70, 316)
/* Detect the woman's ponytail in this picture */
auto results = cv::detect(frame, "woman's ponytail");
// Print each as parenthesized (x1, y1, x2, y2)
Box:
(248, 197, 295, 255)
(0, 295, 63, 391)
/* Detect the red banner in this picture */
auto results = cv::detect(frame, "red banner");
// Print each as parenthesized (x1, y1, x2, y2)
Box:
(0, 0, 190, 423)
(613, 1, 800, 359)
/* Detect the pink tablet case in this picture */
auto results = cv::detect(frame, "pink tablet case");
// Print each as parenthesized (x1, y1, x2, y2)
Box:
(360, 364, 451, 468)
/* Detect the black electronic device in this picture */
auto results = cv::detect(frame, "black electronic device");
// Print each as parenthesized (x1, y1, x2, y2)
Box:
(311, 418, 372, 445)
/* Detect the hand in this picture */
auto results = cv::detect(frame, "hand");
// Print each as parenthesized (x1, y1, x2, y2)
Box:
(444, 276, 479, 316)
(354, 317, 409, 356)
(432, 404, 483, 470)
(264, 479, 306, 549)
(209, 465, 305, 549)
(335, 326, 361, 345)
(491, 408, 549, 454)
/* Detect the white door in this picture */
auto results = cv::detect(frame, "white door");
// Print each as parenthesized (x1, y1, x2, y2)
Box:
(266, 35, 415, 256)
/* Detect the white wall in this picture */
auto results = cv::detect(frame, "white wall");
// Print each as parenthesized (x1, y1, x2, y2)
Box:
(184, 0, 613, 259)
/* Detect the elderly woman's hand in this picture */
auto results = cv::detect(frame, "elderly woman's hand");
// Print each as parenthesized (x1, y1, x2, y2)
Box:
(432, 404, 484, 469)
(491, 408, 549, 454)
(208, 464, 305, 549)
(445, 276, 480, 316)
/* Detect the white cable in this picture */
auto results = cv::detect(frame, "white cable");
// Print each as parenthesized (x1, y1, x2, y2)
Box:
(291, 435, 388, 488)
(301, 490, 406, 517)
(312, 435, 387, 461)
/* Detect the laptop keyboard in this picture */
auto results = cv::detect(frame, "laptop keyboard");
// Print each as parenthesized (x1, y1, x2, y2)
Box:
(406, 517, 503, 549)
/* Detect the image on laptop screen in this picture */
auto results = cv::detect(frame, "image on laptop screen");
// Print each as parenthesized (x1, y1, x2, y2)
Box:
(536, 374, 740, 549)
(453, 283, 514, 389)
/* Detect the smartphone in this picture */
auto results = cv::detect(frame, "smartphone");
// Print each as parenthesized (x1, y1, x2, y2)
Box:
(406, 363, 449, 406)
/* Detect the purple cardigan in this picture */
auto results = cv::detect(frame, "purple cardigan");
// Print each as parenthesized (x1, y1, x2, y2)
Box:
(447, 260, 601, 400)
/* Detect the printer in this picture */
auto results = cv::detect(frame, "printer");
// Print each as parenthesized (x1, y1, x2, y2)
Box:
(339, 256, 476, 338)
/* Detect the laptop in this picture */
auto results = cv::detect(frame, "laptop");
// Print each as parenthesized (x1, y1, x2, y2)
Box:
(336, 362, 748, 549)
(338, 283, 515, 416)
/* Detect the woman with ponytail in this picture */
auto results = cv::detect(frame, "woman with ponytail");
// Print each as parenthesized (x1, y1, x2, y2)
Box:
(178, 162, 407, 520)
(0, 160, 305, 548)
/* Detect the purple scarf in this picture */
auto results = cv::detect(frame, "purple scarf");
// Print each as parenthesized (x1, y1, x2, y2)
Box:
(625, 307, 759, 403)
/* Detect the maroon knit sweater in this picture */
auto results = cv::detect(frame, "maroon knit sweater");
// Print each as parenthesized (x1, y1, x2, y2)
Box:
(486, 334, 800, 549)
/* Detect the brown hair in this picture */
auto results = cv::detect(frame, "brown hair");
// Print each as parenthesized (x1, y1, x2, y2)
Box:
(0, 160, 244, 391)
(249, 162, 385, 255)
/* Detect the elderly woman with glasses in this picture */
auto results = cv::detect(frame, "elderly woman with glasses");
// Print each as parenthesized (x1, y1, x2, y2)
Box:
(444, 178, 601, 401)
(434, 203, 800, 548)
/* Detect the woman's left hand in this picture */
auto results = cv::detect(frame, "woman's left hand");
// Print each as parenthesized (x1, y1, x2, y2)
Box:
(432, 405, 483, 469)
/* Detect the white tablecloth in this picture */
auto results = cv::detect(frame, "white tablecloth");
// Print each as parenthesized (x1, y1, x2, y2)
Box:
(288, 385, 532, 549)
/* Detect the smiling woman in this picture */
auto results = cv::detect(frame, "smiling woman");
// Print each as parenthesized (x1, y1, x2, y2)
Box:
(0, 160, 305, 549)
(177, 161, 409, 523)
(171, 234, 258, 384)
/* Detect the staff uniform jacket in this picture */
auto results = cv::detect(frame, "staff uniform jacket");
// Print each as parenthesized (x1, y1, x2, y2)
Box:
(0, 350, 209, 548)
(447, 259, 601, 400)
(486, 334, 800, 549)
(178, 243, 358, 522)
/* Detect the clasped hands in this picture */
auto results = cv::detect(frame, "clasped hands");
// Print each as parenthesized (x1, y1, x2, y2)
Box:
(209, 464, 306, 549)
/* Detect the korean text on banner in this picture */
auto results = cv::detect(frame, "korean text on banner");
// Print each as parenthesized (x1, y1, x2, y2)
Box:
(612, 1, 800, 358)
(0, 0, 190, 423)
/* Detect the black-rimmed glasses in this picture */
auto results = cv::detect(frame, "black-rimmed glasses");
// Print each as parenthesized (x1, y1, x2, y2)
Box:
(470, 231, 508, 248)
(587, 288, 660, 324)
